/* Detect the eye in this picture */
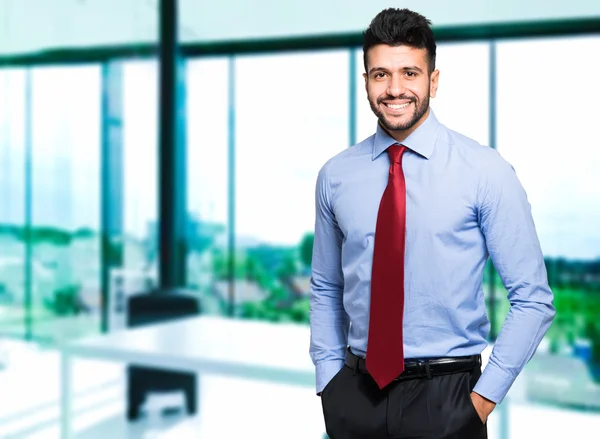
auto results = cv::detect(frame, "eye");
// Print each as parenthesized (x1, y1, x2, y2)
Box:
(405, 71, 417, 77)
(373, 72, 387, 79)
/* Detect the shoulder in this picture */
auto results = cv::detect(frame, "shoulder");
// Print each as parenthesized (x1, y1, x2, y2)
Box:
(440, 125, 514, 176)
(317, 134, 375, 181)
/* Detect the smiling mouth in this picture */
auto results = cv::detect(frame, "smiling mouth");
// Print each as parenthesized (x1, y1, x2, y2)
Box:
(384, 102, 412, 110)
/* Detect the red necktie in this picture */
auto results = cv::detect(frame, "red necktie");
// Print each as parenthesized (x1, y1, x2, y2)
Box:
(366, 144, 408, 389)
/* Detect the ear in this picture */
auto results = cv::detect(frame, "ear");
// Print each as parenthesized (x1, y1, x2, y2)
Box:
(429, 69, 440, 98)
(363, 72, 368, 92)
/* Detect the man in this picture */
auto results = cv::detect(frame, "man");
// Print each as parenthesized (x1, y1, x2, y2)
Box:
(309, 8, 556, 439)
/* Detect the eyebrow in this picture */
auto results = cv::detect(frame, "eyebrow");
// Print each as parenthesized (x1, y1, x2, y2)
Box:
(369, 65, 424, 75)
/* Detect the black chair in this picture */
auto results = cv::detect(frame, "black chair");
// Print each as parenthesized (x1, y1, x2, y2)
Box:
(126, 288, 201, 420)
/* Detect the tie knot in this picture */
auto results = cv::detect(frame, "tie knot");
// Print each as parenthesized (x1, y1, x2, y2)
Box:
(387, 144, 407, 164)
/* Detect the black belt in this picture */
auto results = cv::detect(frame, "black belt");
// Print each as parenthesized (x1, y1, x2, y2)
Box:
(345, 349, 481, 381)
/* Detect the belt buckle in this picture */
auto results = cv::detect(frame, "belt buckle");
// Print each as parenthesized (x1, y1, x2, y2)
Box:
(417, 359, 433, 380)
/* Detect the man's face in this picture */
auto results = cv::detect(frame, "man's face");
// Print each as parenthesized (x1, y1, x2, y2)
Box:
(364, 44, 439, 139)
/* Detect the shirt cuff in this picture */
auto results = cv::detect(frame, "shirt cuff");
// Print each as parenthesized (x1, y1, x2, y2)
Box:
(473, 360, 515, 404)
(315, 359, 345, 395)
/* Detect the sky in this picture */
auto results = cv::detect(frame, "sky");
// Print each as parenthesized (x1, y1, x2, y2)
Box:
(0, 36, 599, 259)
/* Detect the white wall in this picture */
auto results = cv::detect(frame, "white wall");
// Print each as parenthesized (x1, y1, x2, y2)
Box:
(1, 0, 599, 55)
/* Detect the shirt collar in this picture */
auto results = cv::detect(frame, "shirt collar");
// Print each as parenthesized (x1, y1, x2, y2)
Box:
(371, 108, 441, 161)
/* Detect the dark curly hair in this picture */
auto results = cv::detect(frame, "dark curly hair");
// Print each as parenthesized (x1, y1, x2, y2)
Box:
(363, 8, 437, 75)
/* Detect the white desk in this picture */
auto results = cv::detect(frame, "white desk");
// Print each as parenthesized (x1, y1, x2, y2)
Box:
(60, 316, 315, 439)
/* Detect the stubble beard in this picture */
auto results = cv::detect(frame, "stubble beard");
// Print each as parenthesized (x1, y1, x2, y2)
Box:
(369, 93, 430, 133)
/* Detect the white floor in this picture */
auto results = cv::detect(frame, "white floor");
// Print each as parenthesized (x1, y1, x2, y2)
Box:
(0, 339, 599, 438)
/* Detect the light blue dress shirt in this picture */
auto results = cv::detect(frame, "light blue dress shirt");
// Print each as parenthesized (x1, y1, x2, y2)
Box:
(309, 109, 556, 404)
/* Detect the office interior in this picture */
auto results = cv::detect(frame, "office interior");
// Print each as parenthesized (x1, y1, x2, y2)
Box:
(0, 0, 599, 437)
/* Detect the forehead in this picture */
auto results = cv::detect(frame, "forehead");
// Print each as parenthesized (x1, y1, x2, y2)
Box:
(366, 44, 428, 71)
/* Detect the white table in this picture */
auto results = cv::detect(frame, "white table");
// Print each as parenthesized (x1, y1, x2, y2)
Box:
(60, 316, 315, 439)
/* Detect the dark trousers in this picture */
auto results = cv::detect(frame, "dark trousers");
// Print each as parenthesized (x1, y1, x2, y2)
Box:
(321, 363, 488, 439)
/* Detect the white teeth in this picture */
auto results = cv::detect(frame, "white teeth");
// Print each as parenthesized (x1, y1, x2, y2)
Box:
(387, 102, 410, 109)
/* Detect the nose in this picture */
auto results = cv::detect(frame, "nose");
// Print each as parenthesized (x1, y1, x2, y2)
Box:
(387, 74, 405, 97)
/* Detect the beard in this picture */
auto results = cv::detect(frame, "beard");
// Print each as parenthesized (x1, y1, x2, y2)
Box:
(369, 93, 430, 132)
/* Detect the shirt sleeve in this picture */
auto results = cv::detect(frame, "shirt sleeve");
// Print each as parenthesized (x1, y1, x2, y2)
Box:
(309, 162, 349, 395)
(473, 152, 556, 404)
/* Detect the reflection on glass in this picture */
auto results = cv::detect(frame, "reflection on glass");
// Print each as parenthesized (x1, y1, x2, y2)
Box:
(186, 58, 229, 314)
(0, 69, 26, 338)
(497, 36, 600, 415)
(234, 50, 349, 322)
(29, 65, 102, 341)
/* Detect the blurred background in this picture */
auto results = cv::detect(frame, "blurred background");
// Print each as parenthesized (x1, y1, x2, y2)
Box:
(0, 0, 599, 438)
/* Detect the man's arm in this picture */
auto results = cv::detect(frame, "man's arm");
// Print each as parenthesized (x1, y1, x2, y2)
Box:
(309, 163, 349, 396)
(473, 153, 556, 405)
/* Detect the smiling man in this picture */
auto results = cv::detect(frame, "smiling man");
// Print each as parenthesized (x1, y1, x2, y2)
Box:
(309, 8, 556, 439)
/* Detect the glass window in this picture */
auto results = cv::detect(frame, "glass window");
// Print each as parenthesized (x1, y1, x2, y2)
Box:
(430, 42, 490, 145)
(0, 69, 27, 338)
(496, 35, 600, 412)
(234, 50, 349, 322)
(29, 65, 102, 341)
(186, 57, 230, 314)
(122, 61, 159, 282)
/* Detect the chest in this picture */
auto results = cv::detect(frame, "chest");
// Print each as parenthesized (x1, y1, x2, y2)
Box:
(332, 163, 479, 246)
